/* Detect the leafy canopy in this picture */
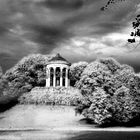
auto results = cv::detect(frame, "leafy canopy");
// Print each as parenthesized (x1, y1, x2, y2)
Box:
(76, 58, 140, 125)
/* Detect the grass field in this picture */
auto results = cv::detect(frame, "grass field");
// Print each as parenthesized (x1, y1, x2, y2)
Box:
(0, 105, 140, 140)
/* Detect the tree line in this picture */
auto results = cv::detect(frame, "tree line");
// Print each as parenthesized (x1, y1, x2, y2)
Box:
(0, 54, 140, 126)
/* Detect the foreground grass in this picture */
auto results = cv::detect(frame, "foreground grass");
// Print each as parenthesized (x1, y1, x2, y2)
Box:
(0, 105, 140, 140)
(1, 130, 140, 140)
(0, 105, 88, 129)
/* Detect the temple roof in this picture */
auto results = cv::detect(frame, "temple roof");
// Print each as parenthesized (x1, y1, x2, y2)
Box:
(48, 53, 71, 65)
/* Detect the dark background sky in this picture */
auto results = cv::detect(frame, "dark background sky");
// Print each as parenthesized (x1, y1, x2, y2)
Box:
(0, 0, 140, 72)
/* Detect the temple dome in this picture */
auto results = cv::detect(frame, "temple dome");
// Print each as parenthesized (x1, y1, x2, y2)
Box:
(48, 53, 71, 65)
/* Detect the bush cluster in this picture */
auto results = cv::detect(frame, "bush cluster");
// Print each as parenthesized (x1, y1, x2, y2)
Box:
(19, 86, 82, 106)
(76, 58, 140, 125)
(0, 54, 53, 104)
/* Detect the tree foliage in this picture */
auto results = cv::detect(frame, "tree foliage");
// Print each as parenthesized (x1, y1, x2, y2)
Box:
(112, 86, 139, 123)
(101, 0, 127, 11)
(70, 61, 88, 86)
(76, 58, 121, 95)
(76, 58, 140, 125)
(0, 66, 2, 79)
(0, 66, 3, 95)
(0, 54, 53, 103)
(0, 54, 87, 104)
(129, 14, 140, 43)
(0, 53, 89, 105)
(76, 87, 113, 125)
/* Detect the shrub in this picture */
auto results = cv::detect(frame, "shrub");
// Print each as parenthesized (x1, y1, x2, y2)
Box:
(19, 87, 82, 106)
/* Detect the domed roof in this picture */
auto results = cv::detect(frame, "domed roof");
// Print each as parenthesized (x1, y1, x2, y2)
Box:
(48, 53, 71, 65)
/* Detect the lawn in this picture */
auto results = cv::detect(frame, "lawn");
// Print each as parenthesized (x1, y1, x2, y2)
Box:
(0, 105, 140, 140)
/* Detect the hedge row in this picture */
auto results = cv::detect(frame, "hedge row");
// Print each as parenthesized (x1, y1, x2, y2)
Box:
(19, 86, 82, 106)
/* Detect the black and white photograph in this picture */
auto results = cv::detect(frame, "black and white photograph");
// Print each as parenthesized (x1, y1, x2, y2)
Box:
(0, 0, 140, 139)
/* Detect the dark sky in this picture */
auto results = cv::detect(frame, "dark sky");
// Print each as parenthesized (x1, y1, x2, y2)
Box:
(0, 0, 140, 72)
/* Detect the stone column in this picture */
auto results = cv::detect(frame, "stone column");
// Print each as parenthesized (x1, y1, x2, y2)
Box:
(46, 67, 50, 87)
(65, 69, 68, 87)
(53, 67, 56, 87)
(60, 67, 63, 86)
(68, 70, 70, 86)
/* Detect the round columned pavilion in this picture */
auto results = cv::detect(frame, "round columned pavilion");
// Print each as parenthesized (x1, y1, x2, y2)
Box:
(46, 53, 71, 87)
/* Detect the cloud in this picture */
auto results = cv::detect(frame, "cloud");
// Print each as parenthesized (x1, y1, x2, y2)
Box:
(51, 33, 129, 62)
(40, 0, 85, 10)
(51, 34, 140, 72)
(7, 0, 138, 51)
(0, 0, 140, 72)
(0, 52, 18, 72)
